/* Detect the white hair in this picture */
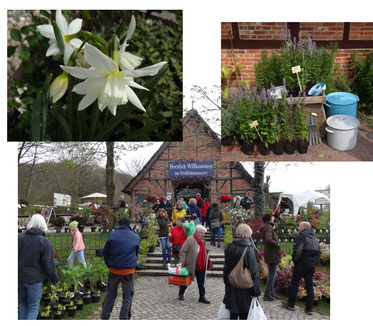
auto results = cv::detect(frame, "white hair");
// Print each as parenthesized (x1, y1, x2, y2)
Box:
(27, 214, 48, 232)
(195, 224, 207, 233)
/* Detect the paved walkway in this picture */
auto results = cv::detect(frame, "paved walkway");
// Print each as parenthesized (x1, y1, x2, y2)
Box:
(91, 243, 329, 320)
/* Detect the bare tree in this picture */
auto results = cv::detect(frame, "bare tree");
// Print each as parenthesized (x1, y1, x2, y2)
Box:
(123, 155, 148, 176)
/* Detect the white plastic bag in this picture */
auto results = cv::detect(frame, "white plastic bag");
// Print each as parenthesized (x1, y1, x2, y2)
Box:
(247, 298, 267, 320)
(217, 303, 230, 320)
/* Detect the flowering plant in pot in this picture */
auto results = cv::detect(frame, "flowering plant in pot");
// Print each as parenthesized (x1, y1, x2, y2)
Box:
(238, 120, 257, 155)
(293, 97, 308, 154)
(271, 112, 285, 155)
(221, 107, 237, 146)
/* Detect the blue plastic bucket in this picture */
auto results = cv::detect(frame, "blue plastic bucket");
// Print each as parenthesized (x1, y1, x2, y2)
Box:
(325, 92, 359, 118)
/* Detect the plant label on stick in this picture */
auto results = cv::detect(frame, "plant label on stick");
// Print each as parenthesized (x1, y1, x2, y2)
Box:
(292, 65, 303, 92)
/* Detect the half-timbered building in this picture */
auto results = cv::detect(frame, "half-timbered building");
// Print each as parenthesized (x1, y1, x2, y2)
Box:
(122, 110, 254, 216)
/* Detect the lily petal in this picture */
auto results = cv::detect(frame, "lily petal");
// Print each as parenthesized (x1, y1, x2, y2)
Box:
(123, 78, 149, 91)
(46, 43, 60, 56)
(37, 24, 55, 39)
(60, 65, 102, 79)
(78, 93, 98, 111)
(56, 10, 68, 35)
(63, 43, 74, 65)
(73, 76, 106, 95)
(122, 15, 136, 51)
(84, 44, 117, 73)
(123, 61, 167, 78)
(68, 18, 83, 35)
(125, 85, 146, 112)
(69, 38, 83, 49)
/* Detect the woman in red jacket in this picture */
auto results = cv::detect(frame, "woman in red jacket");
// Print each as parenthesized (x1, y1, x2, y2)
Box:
(201, 198, 210, 227)
(168, 217, 187, 265)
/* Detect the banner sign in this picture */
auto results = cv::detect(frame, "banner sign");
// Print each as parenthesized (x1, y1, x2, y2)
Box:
(169, 161, 214, 178)
(53, 193, 71, 207)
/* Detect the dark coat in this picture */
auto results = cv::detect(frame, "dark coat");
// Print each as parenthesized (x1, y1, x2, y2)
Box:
(18, 228, 59, 284)
(240, 196, 253, 210)
(223, 238, 261, 314)
(157, 215, 172, 237)
(259, 222, 281, 265)
(292, 228, 321, 269)
(186, 203, 202, 222)
(103, 225, 140, 269)
(208, 205, 223, 229)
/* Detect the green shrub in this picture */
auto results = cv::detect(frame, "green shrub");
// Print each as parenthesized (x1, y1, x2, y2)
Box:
(351, 51, 373, 114)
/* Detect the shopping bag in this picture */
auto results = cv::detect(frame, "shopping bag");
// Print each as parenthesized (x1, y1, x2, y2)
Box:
(247, 298, 267, 320)
(217, 303, 230, 320)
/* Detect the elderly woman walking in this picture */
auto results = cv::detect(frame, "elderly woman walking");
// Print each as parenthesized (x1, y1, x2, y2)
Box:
(67, 221, 87, 268)
(223, 224, 261, 320)
(186, 198, 202, 226)
(178, 224, 210, 304)
(18, 214, 59, 320)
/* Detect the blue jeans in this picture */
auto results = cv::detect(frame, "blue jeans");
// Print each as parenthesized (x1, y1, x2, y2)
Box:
(159, 237, 171, 263)
(211, 228, 221, 245)
(264, 263, 278, 298)
(67, 249, 87, 268)
(101, 273, 134, 320)
(18, 282, 43, 320)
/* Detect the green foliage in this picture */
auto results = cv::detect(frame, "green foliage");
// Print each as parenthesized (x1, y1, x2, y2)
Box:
(8, 10, 182, 141)
(50, 215, 66, 227)
(143, 218, 158, 248)
(223, 224, 234, 248)
(255, 31, 339, 94)
(351, 51, 373, 114)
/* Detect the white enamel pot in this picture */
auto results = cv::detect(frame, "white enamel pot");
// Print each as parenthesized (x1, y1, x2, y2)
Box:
(325, 115, 360, 151)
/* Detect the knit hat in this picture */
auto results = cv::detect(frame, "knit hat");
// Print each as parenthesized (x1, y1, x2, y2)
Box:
(69, 221, 79, 229)
(182, 222, 195, 237)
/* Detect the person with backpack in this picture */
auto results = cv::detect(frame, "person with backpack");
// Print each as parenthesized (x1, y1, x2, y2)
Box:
(186, 198, 202, 226)
(208, 203, 223, 247)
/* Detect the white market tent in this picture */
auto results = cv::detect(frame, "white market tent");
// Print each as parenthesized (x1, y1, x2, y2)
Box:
(81, 192, 107, 201)
(276, 189, 330, 217)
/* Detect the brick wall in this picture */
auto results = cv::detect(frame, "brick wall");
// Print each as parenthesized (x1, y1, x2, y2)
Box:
(222, 22, 373, 86)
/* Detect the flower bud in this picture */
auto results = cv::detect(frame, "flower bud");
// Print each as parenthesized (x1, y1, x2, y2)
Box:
(50, 72, 68, 103)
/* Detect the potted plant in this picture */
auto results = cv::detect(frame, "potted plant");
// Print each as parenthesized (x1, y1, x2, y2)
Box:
(238, 120, 257, 155)
(294, 99, 308, 154)
(82, 292, 92, 304)
(143, 218, 158, 252)
(91, 290, 101, 303)
(250, 120, 272, 156)
(221, 108, 237, 146)
(67, 304, 77, 317)
(53, 310, 63, 320)
(75, 298, 84, 310)
(51, 216, 66, 233)
(39, 309, 51, 320)
(272, 113, 285, 155)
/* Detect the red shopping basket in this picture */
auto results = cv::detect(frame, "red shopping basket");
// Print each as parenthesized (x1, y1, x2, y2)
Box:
(168, 275, 192, 286)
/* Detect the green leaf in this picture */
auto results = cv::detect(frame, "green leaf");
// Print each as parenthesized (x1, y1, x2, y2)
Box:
(120, 120, 168, 141)
(24, 63, 34, 74)
(19, 44, 30, 61)
(21, 26, 29, 35)
(160, 111, 173, 118)
(42, 74, 52, 140)
(40, 10, 52, 18)
(49, 110, 73, 140)
(10, 29, 22, 42)
(31, 92, 42, 141)
(7, 46, 16, 57)
(52, 22, 65, 54)
(27, 36, 38, 47)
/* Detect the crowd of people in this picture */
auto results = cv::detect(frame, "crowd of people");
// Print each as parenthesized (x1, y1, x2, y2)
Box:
(18, 192, 322, 320)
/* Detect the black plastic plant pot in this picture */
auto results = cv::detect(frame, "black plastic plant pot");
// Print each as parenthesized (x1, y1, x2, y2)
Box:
(53, 311, 63, 320)
(257, 142, 270, 156)
(221, 135, 235, 146)
(76, 303, 84, 310)
(82, 296, 92, 304)
(285, 141, 296, 154)
(92, 294, 101, 303)
(297, 140, 309, 154)
(67, 308, 76, 317)
(272, 142, 285, 155)
(240, 143, 254, 155)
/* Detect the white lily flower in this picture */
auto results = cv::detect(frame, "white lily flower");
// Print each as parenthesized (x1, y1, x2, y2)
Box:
(50, 72, 68, 103)
(61, 43, 167, 116)
(118, 15, 144, 71)
(37, 10, 83, 65)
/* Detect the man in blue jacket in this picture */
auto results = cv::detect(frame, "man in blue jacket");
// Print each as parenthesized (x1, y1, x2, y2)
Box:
(101, 217, 140, 320)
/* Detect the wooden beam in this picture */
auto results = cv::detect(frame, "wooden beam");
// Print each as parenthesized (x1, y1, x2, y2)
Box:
(222, 38, 373, 49)
(343, 22, 350, 40)
(232, 22, 240, 40)
(287, 22, 300, 42)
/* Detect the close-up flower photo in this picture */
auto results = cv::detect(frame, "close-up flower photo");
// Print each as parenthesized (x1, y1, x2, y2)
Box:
(7, 10, 183, 141)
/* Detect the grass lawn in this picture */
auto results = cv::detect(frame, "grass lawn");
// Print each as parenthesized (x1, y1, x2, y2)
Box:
(46, 232, 110, 259)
